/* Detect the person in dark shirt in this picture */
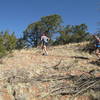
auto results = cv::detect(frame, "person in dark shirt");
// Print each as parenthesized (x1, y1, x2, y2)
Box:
(93, 35, 100, 58)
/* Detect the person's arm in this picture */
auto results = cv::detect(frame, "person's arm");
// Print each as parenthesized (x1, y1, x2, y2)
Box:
(41, 36, 43, 41)
(96, 36, 100, 42)
(47, 37, 50, 41)
(93, 35, 100, 42)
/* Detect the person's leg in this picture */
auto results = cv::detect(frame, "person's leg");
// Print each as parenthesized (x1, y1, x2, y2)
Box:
(43, 45, 48, 55)
(96, 48, 100, 58)
(98, 48, 100, 58)
(41, 42, 45, 55)
(42, 45, 45, 55)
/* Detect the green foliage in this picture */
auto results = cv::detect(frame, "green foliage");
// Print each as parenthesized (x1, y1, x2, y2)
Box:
(54, 24, 91, 45)
(22, 14, 92, 47)
(3, 32, 17, 52)
(0, 35, 7, 58)
(0, 31, 17, 58)
(82, 33, 100, 53)
(41, 14, 62, 37)
(16, 38, 26, 49)
(23, 14, 62, 47)
(71, 24, 89, 42)
(0, 15, 92, 51)
(23, 21, 44, 47)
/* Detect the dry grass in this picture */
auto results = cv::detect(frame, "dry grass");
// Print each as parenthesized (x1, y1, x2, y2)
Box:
(0, 42, 100, 100)
(0, 42, 99, 73)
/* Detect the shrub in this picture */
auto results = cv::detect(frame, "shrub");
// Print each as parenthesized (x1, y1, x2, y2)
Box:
(0, 31, 17, 58)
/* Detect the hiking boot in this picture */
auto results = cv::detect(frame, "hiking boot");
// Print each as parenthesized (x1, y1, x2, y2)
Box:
(42, 53, 45, 55)
(42, 53, 48, 56)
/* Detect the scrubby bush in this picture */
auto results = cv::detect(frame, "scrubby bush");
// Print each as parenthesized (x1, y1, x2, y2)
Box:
(53, 24, 91, 45)
(0, 31, 17, 58)
(16, 37, 26, 49)
(3, 32, 17, 52)
(82, 33, 100, 54)
(0, 37, 7, 58)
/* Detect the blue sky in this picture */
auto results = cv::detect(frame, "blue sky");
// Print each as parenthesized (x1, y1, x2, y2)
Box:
(0, 0, 100, 37)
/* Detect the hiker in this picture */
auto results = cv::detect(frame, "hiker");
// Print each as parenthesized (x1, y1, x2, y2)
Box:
(93, 35, 100, 58)
(41, 33, 49, 55)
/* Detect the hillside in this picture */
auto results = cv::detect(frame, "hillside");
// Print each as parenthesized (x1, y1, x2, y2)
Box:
(0, 42, 100, 100)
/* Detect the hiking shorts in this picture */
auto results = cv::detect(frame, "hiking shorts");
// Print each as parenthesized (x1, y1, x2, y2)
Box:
(96, 44, 100, 48)
(96, 45, 100, 50)
(42, 41, 48, 46)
